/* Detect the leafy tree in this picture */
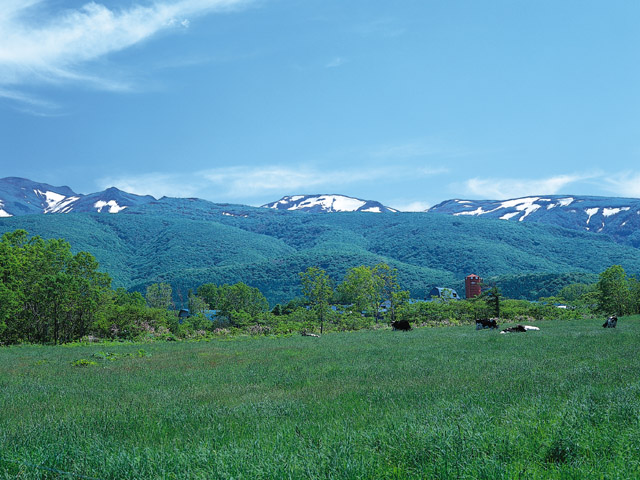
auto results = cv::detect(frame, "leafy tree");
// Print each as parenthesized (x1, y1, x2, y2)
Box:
(629, 277, 640, 314)
(0, 230, 111, 344)
(215, 283, 269, 326)
(597, 265, 630, 315)
(299, 267, 334, 334)
(373, 263, 409, 322)
(557, 283, 596, 303)
(339, 265, 383, 320)
(146, 283, 173, 310)
(188, 291, 209, 315)
(197, 283, 219, 309)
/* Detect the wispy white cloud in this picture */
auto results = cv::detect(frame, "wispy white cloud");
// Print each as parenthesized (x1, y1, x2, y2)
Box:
(368, 140, 470, 162)
(0, 87, 59, 110)
(355, 19, 406, 38)
(99, 163, 448, 204)
(461, 173, 597, 199)
(200, 164, 433, 198)
(391, 201, 430, 212)
(325, 57, 347, 68)
(601, 171, 640, 198)
(0, 0, 249, 98)
(98, 172, 202, 199)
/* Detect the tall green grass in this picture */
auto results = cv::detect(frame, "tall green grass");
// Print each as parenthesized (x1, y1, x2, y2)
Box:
(1, 317, 639, 479)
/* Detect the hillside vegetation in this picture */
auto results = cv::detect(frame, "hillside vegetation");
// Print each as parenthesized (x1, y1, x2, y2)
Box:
(2, 207, 640, 303)
(1, 319, 639, 478)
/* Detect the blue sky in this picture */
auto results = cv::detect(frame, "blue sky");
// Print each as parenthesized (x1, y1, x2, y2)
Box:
(1, 0, 639, 211)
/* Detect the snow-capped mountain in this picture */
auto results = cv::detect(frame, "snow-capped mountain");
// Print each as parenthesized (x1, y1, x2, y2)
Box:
(0, 177, 155, 217)
(428, 195, 640, 245)
(262, 194, 398, 213)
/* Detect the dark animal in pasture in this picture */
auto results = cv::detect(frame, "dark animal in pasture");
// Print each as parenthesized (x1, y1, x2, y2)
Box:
(500, 324, 540, 334)
(476, 318, 498, 330)
(391, 320, 411, 331)
(603, 315, 618, 328)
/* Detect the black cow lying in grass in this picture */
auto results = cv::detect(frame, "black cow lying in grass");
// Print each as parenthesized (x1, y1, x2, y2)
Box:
(476, 318, 498, 330)
(391, 320, 411, 331)
(500, 324, 540, 334)
(603, 315, 618, 328)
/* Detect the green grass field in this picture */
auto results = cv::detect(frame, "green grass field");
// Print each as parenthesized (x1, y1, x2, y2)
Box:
(1, 318, 639, 479)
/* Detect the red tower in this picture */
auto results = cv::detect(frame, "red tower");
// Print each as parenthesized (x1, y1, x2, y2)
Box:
(465, 274, 482, 299)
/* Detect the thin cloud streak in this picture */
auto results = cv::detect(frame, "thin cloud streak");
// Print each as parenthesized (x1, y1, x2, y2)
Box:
(98, 173, 202, 199)
(99, 168, 640, 209)
(601, 172, 640, 198)
(392, 201, 431, 212)
(0, 87, 59, 109)
(200, 164, 449, 198)
(100, 164, 449, 203)
(325, 57, 347, 68)
(461, 174, 598, 199)
(0, 0, 249, 94)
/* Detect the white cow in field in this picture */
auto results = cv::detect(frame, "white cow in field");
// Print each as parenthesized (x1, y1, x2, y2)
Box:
(500, 324, 540, 334)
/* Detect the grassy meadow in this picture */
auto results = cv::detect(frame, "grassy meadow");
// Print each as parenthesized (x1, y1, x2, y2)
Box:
(1, 317, 640, 479)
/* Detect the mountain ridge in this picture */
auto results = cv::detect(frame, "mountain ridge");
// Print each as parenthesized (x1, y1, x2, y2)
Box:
(2, 177, 640, 247)
(0, 177, 156, 216)
(428, 195, 640, 247)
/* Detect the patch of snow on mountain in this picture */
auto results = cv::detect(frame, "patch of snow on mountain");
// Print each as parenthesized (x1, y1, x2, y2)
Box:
(454, 207, 487, 216)
(547, 197, 574, 209)
(362, 206, 382, 213)
(94, 200, 127, 213)
(222, 212, 248, 217)
(455, 200, 472, 204)
(47, 196, 80, 214)
(500, 211, 520, 220)
(498, 197, 541, 221)
(35, 189, 72, 213)
(293, 195, 366, 212)
(329, 196, 366, 211)
(585, 208, 600, 225)
(585, 208, 599, 225)
(0, 200, 11, 217)
(603, 207, 630, 217)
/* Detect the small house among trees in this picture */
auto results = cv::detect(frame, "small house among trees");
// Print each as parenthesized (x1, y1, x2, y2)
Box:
(429, 287, 460, 300)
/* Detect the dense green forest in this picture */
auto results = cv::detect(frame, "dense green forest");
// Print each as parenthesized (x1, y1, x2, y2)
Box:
(1, 206, 639, 304)
(2, 227, 640, 345)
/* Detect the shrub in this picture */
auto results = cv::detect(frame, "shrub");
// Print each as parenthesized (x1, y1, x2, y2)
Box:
(71, 359, 98, 367)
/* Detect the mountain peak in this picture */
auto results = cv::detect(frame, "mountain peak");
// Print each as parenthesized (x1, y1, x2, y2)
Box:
(0, 178, 155, 217)
(262, 194, 398, 213)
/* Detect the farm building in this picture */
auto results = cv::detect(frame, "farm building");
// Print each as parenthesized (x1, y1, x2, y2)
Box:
(429, 287, 460, 300)
(465, 274, 482, 299)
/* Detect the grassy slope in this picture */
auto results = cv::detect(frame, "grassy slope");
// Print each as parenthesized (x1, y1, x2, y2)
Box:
(1, 318, 639, 479)
(2, 210, 640, 303)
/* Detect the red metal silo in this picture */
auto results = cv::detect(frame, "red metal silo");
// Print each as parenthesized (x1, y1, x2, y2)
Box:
(465, 274, 482, 299)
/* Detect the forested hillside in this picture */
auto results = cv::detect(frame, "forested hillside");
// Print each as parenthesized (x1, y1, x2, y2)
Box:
(2, 204, 639, 304)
